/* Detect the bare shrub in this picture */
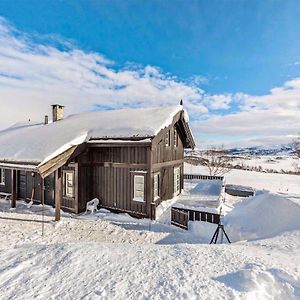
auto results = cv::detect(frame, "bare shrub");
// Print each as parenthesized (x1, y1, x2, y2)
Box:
(199, 146, 232, 176)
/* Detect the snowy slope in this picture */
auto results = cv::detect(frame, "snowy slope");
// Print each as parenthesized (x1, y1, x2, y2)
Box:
(184, 163, 300, 196)
(0, 164, 300, 299)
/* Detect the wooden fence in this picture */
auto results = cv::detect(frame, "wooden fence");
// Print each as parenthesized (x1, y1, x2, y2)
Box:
(171, 207, 221, 230)
(171, 208, 189, 230)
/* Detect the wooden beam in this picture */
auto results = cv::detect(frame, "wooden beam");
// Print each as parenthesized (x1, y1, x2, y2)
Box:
(55, 168, 62, 221)
(152, 159, 184, 170)
(11, 169, 17, 208)
(80, 162, 148, 169)
(88, 141, 152, 148)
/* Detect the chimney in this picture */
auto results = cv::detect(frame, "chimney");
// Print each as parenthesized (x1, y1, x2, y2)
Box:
(52, 104, 64, 122)
(44, 115, 49, 125)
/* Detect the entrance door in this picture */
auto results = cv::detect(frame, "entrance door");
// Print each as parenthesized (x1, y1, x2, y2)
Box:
(18, 171, 26, 200)
(44, 173, 55, 206)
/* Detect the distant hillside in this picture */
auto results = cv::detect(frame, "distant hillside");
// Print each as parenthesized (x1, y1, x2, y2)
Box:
(227, 145, 293, 156)
(186, 145, 293, 157)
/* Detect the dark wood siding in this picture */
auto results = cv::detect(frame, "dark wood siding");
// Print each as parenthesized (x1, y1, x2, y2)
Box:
(151, 123, 184, 206)
(77, 145, 150, 217)
(0, 169, 12, 193)
(152, 124, 184, 164)
(0, 169, 56, 206)
(27, 173, 42, 202)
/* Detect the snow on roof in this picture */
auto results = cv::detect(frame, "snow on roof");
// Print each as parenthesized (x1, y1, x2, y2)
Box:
(0, 105, 185, 165)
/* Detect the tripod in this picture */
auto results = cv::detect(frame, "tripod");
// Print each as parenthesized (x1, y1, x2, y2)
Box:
(210, 223, 231, 244)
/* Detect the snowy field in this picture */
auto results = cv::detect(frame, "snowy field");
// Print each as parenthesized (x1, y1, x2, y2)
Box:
(1, 163, 300, 299)
(229, 155, 297, 173)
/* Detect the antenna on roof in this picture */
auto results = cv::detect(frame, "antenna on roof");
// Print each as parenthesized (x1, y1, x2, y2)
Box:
(180, 99, 183, 106)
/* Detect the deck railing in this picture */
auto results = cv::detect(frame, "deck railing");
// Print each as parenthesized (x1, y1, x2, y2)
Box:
(184, 174, 224, 181)
(171, 206, 221, 230)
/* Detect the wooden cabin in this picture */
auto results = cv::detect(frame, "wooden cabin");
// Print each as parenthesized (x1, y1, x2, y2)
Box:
(0, 104, 195, 220)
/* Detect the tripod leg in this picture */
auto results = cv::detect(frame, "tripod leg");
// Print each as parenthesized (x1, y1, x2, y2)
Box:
(214, 226, 220, 244)
(222, 227, 231, 244)
(210, 226, 219, 244)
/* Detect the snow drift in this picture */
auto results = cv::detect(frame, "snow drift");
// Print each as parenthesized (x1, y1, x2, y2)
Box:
(224, 191, 300, 241)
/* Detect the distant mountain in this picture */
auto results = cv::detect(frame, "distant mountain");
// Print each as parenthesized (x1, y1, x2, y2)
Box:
(186, 145, 293, 157)
(227, 145, 293, 156)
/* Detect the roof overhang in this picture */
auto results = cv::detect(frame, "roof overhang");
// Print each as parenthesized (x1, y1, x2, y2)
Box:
(0, 143, 85, 178)
(0, 162, 38, 172)
(37, 145, 78, 178)
(177, 111, 196, 149)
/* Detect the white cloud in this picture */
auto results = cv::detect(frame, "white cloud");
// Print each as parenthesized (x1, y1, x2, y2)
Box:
(203, 94, 232, 110)
(1, 17, 300, 148)
(0, 17, 205, 129)
(238, 78, 300, 111)
(194, 80, 300, 147)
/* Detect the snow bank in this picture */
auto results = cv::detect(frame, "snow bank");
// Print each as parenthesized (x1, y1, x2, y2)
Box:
(224, 191, 300, 241)
(215, 263, 300, 299)
(189, 221, 218, 243)
(189, 180, 222, 196)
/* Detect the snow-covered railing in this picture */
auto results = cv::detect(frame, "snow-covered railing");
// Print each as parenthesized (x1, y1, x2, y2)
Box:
(184, 174, 224, 181)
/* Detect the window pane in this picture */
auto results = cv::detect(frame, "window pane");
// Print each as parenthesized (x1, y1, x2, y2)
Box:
(134, 175, 144, 201)
(165, 130, 170, 146)
(65, 172, 74, 197)
(154, 173, 159, 198)
(173, 167, 181, 194)
(174, 129, 178, 147)
(0, 169, 4, 184)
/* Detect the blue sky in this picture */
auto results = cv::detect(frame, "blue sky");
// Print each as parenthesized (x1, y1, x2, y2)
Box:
(0, 1, 300, 147)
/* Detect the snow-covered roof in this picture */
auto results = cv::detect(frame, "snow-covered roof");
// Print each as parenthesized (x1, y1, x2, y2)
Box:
(0, 105, 189, 166)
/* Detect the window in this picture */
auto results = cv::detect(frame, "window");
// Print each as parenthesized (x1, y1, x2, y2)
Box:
(173, 167, 181, 195)
(153, 173, 160, 200)
(165, 130, 170, 147)
(174, 128, 178, 147)
(64, 171, 74, 197)
(0, 168, 5, 185)
(133, 175, 145, 202)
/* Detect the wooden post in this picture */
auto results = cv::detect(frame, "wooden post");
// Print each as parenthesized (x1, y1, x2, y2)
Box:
(147, 146, 155, 220)
(55, 168, 62, 221)
(11, 169, 17, 208)
(41, 177, 45, 236)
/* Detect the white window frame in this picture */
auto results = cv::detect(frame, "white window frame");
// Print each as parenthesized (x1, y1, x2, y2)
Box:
(174, 128, 178, 147)
(64, 171, 74, 198)
(133, 175, 145, 202)
(173, 167, 181, 196)
(0, 168, 5, 185)
(153, 172, 160, 200)
(165, 130, 170, 147)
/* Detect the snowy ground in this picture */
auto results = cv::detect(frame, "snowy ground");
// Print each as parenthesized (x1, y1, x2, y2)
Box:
(0, 164, 300, 299)
(231, 155, 298, 173)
